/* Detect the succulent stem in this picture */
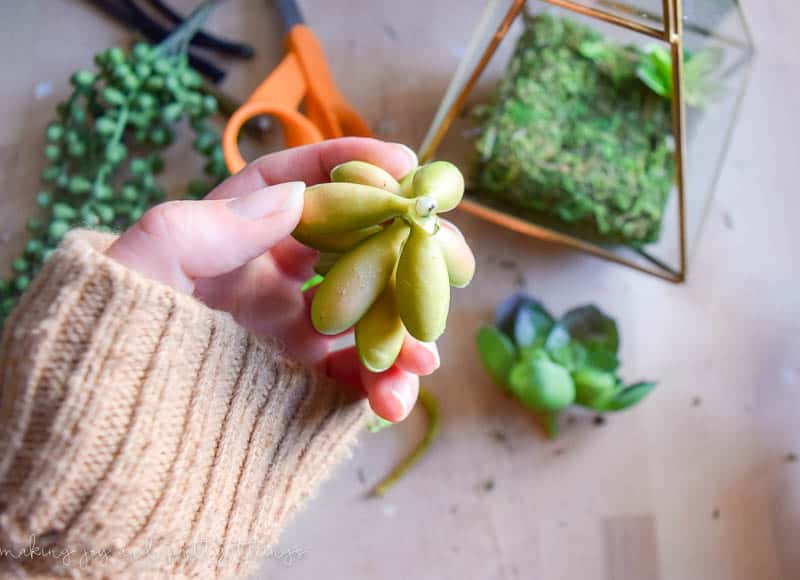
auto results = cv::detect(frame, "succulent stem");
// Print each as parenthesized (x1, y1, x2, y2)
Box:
(368, 386, 441, 497)
(414, 195, 438, 218)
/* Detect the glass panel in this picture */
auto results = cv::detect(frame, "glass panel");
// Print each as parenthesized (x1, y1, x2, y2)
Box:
(540, 0, 665, 32)
(420, 0, 525, 159)
(682, 0, 751, 41)
(681, 0, 753, 256)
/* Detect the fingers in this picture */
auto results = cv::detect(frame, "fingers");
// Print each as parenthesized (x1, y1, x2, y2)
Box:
(270, 237, 319, 282)
(324, 346, 420, 422)
(206, 138, 418, 201)
(361, 364, 419, 422)
(395, 335, 440, 376)
(107, 182, 304, 293)
(324, 346, 366, 397)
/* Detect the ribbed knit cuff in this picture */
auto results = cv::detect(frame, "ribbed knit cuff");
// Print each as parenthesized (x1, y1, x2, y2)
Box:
(0, 230, 368, 579)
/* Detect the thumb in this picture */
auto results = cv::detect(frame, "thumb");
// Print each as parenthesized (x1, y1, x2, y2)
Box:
(106, 181, 305, 293)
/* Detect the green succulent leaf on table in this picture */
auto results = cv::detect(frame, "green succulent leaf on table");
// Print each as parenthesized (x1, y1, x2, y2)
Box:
(512, 302, 554, 349)
(547, 341, 587, 372)
(558, 305, 619, 353)
(601, 381, 657, 412)
(476, 325, 517, 387)
(508, 350, 575, 413)
(543, 323, 570, 351)
(583, 346, 620, 373)
(572, 367, 617, 407)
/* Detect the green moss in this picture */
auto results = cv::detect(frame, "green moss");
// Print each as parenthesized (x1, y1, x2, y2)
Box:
(473, 13, 675, 246)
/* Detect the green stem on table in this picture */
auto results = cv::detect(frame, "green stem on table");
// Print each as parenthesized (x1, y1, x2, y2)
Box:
(369, 386, 441, 498)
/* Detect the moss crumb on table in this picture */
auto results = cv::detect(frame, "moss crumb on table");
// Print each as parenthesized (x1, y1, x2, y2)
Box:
(473, 13, 675, 246)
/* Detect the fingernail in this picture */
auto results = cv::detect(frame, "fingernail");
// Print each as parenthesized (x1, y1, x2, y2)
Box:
(227, 181, 305, 219)
(421, 341, 440, 368)
(389, 388, 410, 420)
(395, 143, 418, 169)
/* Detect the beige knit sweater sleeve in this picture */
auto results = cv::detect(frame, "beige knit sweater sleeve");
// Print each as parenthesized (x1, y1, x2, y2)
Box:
(0, 230, 368, 579)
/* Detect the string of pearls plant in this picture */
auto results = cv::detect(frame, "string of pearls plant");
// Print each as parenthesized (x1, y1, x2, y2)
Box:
(0, 1, 227, 326)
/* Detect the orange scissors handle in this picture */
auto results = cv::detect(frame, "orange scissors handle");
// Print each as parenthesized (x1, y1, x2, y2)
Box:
(223, 25, 372, 174)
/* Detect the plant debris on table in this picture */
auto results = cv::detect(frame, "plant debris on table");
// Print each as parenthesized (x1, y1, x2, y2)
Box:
(472, 13, 676, 246)
(476, 293, 656, 438)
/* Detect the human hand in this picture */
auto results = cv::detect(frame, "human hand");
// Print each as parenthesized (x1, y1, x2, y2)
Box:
(106, 138, 439, 421)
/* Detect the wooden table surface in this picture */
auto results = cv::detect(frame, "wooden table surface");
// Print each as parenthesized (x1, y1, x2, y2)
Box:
(1, 2, 798, 579)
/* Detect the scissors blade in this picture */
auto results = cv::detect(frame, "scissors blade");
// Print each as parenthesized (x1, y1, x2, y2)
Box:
(274, 0, 305, 31)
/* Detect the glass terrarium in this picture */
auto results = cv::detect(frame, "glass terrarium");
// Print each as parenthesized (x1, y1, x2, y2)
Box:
(419, 0, 753, 281)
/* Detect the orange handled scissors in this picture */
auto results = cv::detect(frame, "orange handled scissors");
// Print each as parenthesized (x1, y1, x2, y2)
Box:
(223, 0, 373, 174)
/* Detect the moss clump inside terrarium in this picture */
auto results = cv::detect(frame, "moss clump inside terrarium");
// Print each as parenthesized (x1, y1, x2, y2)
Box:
(473, 13, 675, 246)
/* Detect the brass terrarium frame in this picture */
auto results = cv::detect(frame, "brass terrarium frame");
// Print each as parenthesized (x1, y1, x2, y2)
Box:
(419, 0, 753, 282)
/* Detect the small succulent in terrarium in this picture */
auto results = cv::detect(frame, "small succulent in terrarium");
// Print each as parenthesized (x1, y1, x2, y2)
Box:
(473, 13, 677, 247)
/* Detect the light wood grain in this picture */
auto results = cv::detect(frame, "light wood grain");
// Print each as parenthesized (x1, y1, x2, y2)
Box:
(605, 515, 661, 580)
(0, 2, 798, 579)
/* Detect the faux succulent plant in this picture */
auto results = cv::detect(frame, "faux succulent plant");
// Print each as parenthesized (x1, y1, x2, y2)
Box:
(637, 45, 725, 107)
(476, 293, 655, 438)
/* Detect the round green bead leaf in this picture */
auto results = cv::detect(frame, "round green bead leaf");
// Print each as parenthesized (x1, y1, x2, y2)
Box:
(68, 176, 91, 194)
(25, 239, 44, 257)
(52, 202, 78, 220)
(14, 275, 30, 292)
(66, 141, 86, 158)
(44, 144, 61, 161)
(95, 116, 116, 136)
(46, 124, 64, 141)
(105, 142, 127, 164)
(108, 47, 125, 65)
(36, 192, 52, 208)
(132, 43, 153, 62)
(12, 258, 29, 274)
(48, 220, 70, 240)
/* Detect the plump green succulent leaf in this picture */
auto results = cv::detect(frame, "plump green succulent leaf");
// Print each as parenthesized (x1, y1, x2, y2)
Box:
(637, 63, 670, 97)
(637, 48, 673, 99)
(496, 292, 551, 338)
(602, 381, 656, 411)
(558, 305, 619, 353)
(572, 367, 617, 407)
(476, 325, 517, 387)
(548, 341, 587, 372)
(508, 351, 575, 412)
(544, 323, 571, 351)
(584, 346, 620, 372)
(513, 301, 555, 348)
